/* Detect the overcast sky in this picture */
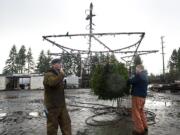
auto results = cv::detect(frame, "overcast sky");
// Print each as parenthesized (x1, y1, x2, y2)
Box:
(0, 0, 180, 75)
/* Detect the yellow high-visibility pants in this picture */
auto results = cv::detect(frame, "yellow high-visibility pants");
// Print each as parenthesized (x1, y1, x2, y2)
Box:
(132, 96, 148, 133)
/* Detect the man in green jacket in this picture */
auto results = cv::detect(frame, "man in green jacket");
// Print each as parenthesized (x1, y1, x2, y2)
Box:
(43, 59, 71, 135)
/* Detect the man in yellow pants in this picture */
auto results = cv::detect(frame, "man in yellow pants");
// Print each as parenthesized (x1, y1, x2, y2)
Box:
(128, 65, 148, 135)
(43, 59, 71, 135)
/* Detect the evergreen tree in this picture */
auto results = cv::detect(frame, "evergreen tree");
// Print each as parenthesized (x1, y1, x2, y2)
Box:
(90, 55, 129, 100)
(90, 53, 99, 74)
(46, 50, 52, 69)
(36, 50, 52, 73)
(89, 53, 118, 75)
(73, 53, 81, 77)
(108, 53, 118, 64)
(16, 45, 26, 73)
(61, 52, 73, 76)
(99, 53, 107, 64)
(167, 48, 180, 81)
(59, 52, 82, 76)
(36, 50, 46, 73)
(26, 48, 35, 73)
(177, 48, 180, 73)
(3, 45, 17, 75)
(168, 49, 178, 72)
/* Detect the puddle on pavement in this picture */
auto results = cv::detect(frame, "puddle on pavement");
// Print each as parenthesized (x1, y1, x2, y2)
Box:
(28, 111, 47, 118)
(146, 100, 173, 108)
(29, 112, 40, 117)
(0, 89, 180, 135)
(80, 108, 89, 111)
(0, 113, 7, 120)
(159, 101, 171, 107)
(152, 100, 180, 108)
(93, 113, 118, 122)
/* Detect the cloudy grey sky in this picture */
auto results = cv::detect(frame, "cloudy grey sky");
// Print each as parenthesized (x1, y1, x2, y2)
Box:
(0, 0, 180, 75)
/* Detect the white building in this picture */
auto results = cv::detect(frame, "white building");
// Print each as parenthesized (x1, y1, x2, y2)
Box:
(30, 75, 44, 90)
(0, 74, 79, 90)
(64, 74, 79, 88)
(0, 76, 6, 90)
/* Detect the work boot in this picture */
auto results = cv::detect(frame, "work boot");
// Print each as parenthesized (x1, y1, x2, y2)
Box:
(144, 128, 148, 132)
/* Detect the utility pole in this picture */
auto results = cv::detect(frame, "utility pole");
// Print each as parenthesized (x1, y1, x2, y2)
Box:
(88, 3, 93, 52)
(86, 3, 95, 74)
(161, 36, 165, 82)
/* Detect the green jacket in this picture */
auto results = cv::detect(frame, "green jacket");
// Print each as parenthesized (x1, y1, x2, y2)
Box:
(43, 68, 65, 109)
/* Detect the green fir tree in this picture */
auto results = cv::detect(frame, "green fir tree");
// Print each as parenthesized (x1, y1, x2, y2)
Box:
(3, 45, 18, 75)
(36, 50, 52, 73)
(26, 48, 35, 73)
(16, 45, 26, 73)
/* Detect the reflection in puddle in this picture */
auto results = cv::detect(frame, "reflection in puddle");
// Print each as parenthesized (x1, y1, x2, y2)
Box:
(93, 113, 117, 122)
(155, 101, 172, 107)
(0, 113, 7, 119)
(146, 100, 172, 108)
(28, 111, 47, 118)
(29, 112, 40, 117)
(81, 108, 88, 111)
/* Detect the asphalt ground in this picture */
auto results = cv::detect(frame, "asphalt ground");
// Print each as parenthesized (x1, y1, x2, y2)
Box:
(0, 89, 179, 135)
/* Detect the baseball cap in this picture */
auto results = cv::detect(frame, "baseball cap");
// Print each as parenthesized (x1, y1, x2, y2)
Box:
(51, 59, 61, 65)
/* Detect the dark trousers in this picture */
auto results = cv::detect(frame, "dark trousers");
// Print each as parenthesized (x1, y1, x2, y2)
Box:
(47, 106, 71, 135)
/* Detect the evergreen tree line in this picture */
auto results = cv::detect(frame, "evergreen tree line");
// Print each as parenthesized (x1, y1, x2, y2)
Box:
(149, 47, 180, 83)
(2, 45, 82, 76)
(2, 45, 52, 75)
(2, 44, 143, 77)
(3, 45, 34, 74)
(4, 44, 179, 83)
(168, 48, 180, 76)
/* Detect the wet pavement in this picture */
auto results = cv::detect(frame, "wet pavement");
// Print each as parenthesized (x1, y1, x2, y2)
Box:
(0, 89, 179, 135)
